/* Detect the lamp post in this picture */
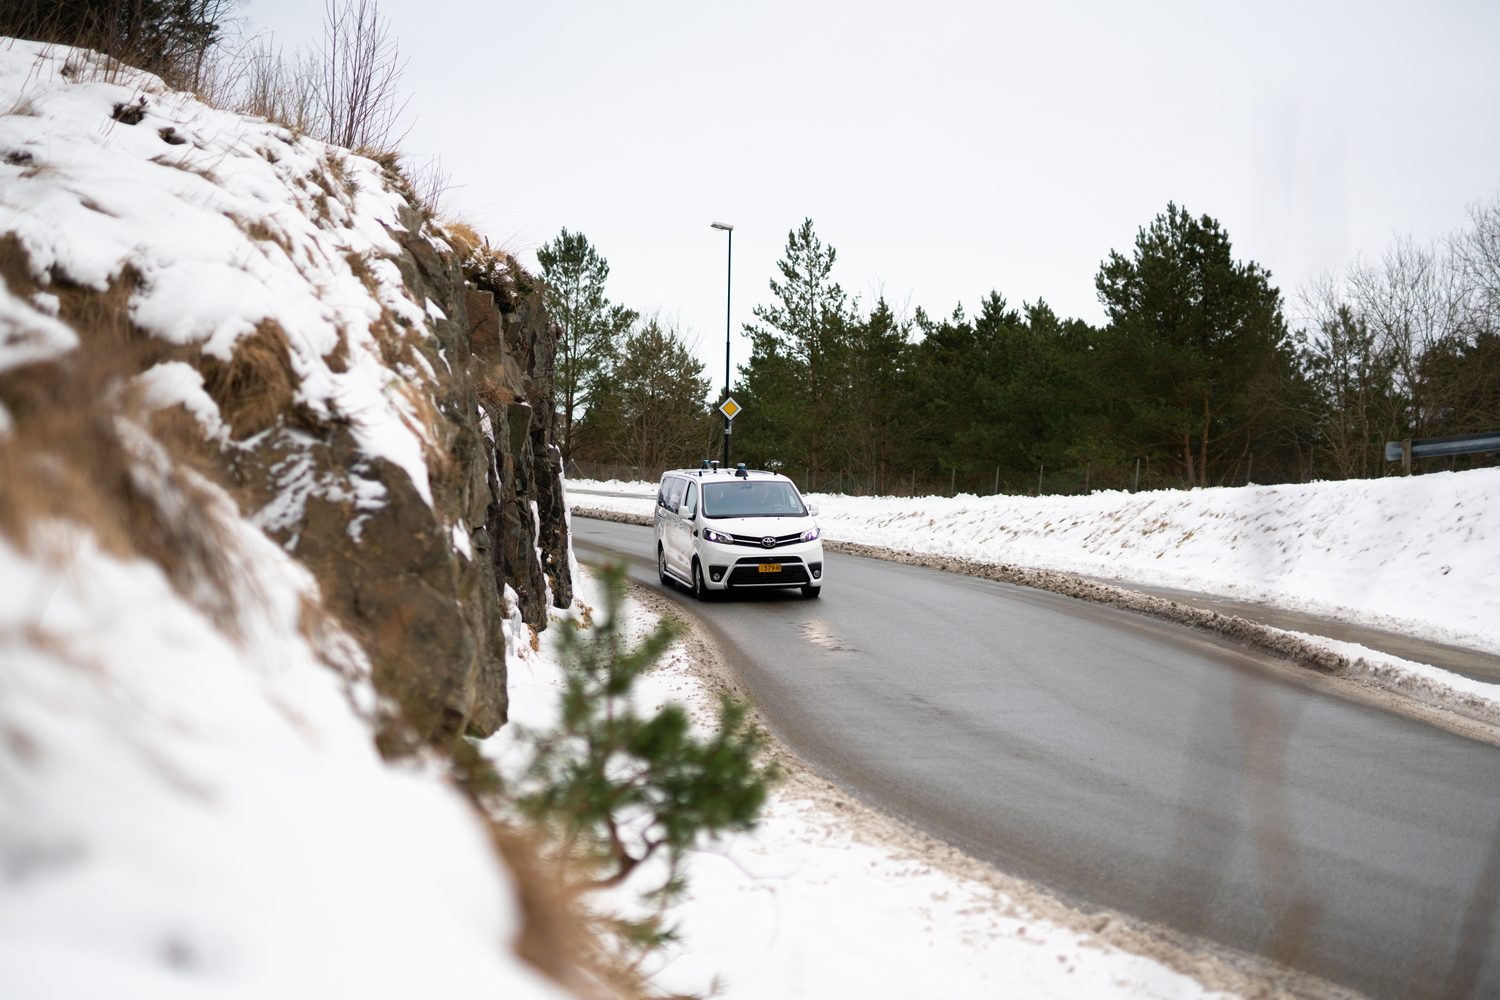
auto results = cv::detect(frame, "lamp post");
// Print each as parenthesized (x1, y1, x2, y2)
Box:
(711, 221, 733, 467)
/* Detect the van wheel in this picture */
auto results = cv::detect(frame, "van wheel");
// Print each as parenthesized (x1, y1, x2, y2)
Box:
(802, 585, 821, 599)
(692, 560, 711, 601)
(658, 546, 670, 587)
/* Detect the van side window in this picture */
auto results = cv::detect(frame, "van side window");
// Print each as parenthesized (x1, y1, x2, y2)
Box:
(684, 481, 698, 515)
(661, 477, 685, 512)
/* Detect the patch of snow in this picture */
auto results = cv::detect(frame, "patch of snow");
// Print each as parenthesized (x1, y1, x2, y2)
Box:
(529, 498, 553, 610)
(0, 288, 78, 372)
(130, 361, 228, 442)
(0, 500, 568, 1000)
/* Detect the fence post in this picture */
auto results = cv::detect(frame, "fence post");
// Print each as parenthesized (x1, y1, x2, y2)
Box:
(1133, 458, 1140, 492)
(993, 466, 999, 495)
(1037, 464, 1044, 496)
(950, 468, 956, 496)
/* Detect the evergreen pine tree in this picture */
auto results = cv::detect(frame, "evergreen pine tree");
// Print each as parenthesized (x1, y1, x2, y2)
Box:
(536, 229, 637, 463)
(582, 318, 715, 473)
(738, 219, 855, 487)
(1095, 203, 1294, 487)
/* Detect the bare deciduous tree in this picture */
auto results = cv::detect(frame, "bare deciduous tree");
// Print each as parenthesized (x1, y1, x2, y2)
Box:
(1297, 275, 1396, 478)
(404, 154, 453, 219)
(318, 0, 408, 152)
(235, 38, 320, 132)
(1453, 194, 1500, 335)
(1345, 235, 1466, 438)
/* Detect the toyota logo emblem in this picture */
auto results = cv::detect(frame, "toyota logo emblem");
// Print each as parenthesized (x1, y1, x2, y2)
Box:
(761, 536, 776, 549)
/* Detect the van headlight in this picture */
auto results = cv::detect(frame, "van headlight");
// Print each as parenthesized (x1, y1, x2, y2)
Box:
(703, 528, 732, 544)
(802, 526, 821, 542)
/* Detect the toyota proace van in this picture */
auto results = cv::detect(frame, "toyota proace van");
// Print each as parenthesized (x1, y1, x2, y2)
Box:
(655, 465, 824, 599)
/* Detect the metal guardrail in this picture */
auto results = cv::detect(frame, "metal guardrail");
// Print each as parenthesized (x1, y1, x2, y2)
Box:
(1385, 432, 1500, 472)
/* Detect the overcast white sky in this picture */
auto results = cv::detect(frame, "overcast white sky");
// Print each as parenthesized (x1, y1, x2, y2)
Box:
(243, 0, 1500, 387)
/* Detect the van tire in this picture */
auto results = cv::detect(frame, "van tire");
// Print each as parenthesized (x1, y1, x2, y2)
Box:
(802, 585, 821, 599)
(658, 545, 670, 587)
(692, 560, 711, 601)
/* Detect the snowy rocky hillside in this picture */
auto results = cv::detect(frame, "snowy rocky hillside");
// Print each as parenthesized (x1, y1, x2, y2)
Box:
(1, 38, 577, 996)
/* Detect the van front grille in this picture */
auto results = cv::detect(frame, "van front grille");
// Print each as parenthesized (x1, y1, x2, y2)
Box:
(727, 531, 804, 549)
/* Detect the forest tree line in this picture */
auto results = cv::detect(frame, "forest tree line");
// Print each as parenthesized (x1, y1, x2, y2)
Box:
(544, 196, 1500, 495)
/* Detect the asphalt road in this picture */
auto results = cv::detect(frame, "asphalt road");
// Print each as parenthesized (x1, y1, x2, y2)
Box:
(572, 516, 1500, 999)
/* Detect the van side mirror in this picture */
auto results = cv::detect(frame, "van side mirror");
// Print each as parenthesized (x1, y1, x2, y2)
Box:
(806, 503, 819, 517)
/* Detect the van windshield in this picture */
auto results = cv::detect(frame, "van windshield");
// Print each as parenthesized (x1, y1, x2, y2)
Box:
(702, 481, 807, 518)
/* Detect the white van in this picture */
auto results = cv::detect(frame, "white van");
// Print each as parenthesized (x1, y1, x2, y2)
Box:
(654, 465, 824, 599)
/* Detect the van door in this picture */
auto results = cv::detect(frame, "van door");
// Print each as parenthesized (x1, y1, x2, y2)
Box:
(659, 475, 687, 574)
(654, 476, 675, 572)
(676, 480, 699, 575)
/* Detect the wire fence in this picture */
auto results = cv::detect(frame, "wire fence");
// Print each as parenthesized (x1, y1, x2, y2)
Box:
(567, 453, 1491, 498)
(570, 459, 1209, 498)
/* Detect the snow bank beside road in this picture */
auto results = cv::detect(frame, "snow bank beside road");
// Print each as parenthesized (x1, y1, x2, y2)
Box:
(567, 469, 1500, 656)
(817, 471, 1500, 655)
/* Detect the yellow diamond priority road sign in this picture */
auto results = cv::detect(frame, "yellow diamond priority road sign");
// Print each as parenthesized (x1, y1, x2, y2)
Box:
(718, 397, 742, 420)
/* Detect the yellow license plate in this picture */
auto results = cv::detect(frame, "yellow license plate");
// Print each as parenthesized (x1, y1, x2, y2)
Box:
(758, 563, 781, 573)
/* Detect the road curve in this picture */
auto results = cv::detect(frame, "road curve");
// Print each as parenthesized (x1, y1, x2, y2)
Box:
(573, 515, 1500, 999)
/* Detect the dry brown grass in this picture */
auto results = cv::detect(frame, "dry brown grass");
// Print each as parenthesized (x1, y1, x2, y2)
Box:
(322, 149, 356, 197)
(324, 327, 351, 373)
(0, 399, 247, 643)
(8, 10, 186, 91)
(489, 822, 659, 1000)
(357, 146, 401, 174)
(476, 367, 520, 410)
(439, 220, 482, 260)
(0, 233, 38, 299)
(0, 259, 241, 625)
(4, 94, 39, 117)
(226, 213, 293, 259)
(441, 745, 657, 1000)
(393, 378, 456, 490)
(402, 155, 451, 219)
(343, 248, 376, 287)
(197, 320, 298, 440)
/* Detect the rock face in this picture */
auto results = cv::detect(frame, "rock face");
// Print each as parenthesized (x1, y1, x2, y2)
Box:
(248, 202, 576, 747)
(194, 200, 574, 747)
(464, 250, 574, 627)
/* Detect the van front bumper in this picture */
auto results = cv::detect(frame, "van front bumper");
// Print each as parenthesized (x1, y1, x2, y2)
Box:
(702, 541, 825, 590)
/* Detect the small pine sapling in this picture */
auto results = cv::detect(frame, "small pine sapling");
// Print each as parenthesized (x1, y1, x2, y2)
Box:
(516, 563, 776, 948)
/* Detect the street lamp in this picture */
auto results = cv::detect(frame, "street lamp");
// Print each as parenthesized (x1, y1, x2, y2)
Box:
(710, 221, 733, 467)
